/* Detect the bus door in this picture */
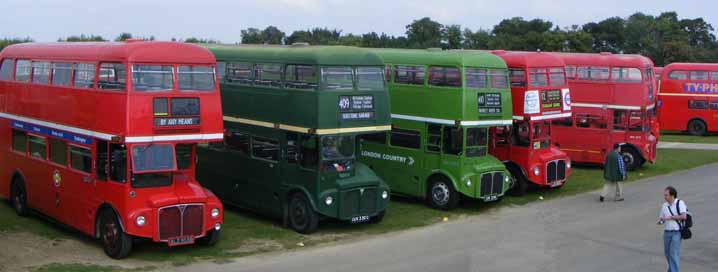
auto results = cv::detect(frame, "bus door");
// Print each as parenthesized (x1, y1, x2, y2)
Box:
(382, 127, 423, 196)
(489, 126, 511, 161)
(245, 135, 281, 213)
(94, 142, 128, 221)
(575, 113, 609, 162)
(24, 134, 56, 217)
(281, 133, 317, 215)
(62, 143, 96, 233)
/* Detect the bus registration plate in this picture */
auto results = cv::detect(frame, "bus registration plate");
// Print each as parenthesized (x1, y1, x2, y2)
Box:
(168, 236, 194, 246)
(350, 215, 370, 224)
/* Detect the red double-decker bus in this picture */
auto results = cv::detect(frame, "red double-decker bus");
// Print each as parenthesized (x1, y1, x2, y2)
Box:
(0, 41, 225, 259)
(657, 63, 718, 136)
(487, 51, 572, 195)
(549, 52, 658, 170)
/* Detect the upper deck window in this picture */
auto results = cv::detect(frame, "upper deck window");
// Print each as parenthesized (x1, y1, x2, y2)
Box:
(322, 66, 354, 90)
(132, 65, 173, 91)
(74, 63, 96, 89)
(465, 68, 487, 89)
(285, 64, 318, 90)
(529, 68, 548, 87)
(255, 64, 283, 88)
(710, 71, 718, 80)
(0, 59, 13, 81)
(226, 62, 253, 85)
(611, 67, 642, 83)
(689, 70, 709, 80)
(428, 66, 461, 87)
(577, 66, 609, 81)
(667, 70, 687, 80)
(565, 65, 577, 80)
(394, 65, 425, 85)
(99, 63, 126, 90)
(490, 69, 509, 89)
(178, 65, 215, 91)
(14, 60, 31, 82)
(31, 62, 50, 84)
(549, 68, 565, 86)
(356, 67, 384, 90)
(51, 62, 72, 87)
(509, 69, 526, 87)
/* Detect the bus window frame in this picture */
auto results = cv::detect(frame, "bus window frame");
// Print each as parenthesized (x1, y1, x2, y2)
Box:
(393, 65, 426, 86)
(0, 58, 14, 81)
(69, 144, 93, 174)
(27, 133, 48, 161)
(98, 62, 128, 91)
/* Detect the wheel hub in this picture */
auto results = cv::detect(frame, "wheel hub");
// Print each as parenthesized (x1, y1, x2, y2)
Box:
(432, 182, 450, 205)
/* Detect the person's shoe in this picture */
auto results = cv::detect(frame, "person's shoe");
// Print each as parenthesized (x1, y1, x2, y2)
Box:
(599, 196, 604, 202)
(615, 198, 625, 202)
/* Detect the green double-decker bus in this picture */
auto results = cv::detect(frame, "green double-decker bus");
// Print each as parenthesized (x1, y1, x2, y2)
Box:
(197, 45, 392, 233)
(359, 49, 513, 210)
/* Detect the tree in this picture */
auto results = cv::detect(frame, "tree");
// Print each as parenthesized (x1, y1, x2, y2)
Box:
(59, 34, 106, 42)
(583, 17, 625, 53)
(406, 17, 444, 48)
(0, 37, 33, 50)
(184, 37, 220, 44)
(443, 24, 463, 49)
(241, 28, 262, 44)
(260, 26, 286, 44)
(115, 32, 133, 42)
(463, 28, 491, 49)
(286, 28, 342, 45)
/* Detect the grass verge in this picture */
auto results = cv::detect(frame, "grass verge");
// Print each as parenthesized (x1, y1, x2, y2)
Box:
(4, 148, 718, 268)
(660, 131, 718, 144)
(31, 263, 154, 272)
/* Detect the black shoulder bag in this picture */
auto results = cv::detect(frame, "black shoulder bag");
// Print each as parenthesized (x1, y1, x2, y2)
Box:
(668, 200, 692, 240)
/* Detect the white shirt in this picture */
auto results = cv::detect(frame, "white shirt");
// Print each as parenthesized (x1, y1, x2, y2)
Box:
(659, 199, 687, 231)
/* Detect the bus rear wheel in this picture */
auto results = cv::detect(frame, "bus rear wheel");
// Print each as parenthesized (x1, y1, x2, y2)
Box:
(688, 119, 707, 136)
(10, 178, 28, 217)
(620, 147, 642, 171)
(428, 177, 460, 210)
(288, 193, 319, 234)
(99, 210, 132, 259)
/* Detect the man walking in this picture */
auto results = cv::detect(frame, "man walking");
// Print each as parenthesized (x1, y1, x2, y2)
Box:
(600, 143, 626, 202)
(659, 186, 687, 272)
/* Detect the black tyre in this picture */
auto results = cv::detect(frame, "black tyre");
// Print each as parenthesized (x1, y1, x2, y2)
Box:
(428, 177, 460, 210)
(507, 168, 529, 196)
(370, 211, 385, 224)
(287, 193, 319, 234)
(99, 210, 132, 259)
(620, 147, 642, 171)
(197, 228, 221, 246)
(10, 178, 28, 217)
(688, 119, 707, 136)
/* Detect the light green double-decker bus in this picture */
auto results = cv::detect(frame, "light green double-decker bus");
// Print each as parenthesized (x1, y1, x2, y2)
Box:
(359, 49, 513, 210)
(196, 45, 392, 233)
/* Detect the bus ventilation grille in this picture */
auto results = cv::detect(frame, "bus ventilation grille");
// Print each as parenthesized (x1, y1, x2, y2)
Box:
(547, 160, 567, 182)
(159, 204, 204, 241)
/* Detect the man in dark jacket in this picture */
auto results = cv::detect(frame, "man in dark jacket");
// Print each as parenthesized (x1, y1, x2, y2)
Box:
(601, 143, 627, 202)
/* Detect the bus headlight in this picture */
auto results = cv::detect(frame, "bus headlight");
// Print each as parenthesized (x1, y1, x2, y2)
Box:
(505, 175, 510, 183)
(466, 180, 472, 187)
(566, 161, 571, 169)
(214, 223, 222, 231)
(533, 167, 540, 176)
(136, 216, 146, 227)
(325, 196, 334, 206)
(211, 208, 220, 218)
(381, 191, 389, 199)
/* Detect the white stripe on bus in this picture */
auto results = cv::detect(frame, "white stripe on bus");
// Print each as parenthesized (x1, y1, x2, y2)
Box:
(572, 103, 655, 110)
(0, 112, 222, 143)
(390, 114, 512, 126)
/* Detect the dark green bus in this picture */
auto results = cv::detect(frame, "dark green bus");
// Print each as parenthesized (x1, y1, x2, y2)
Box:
(197, 44, 392, 233)
(359, 49, 513, 210)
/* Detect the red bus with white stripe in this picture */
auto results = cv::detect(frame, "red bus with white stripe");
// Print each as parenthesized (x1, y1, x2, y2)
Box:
(488, 51, 572, 195)
(549, 52, 658, 170)
(657, 63, 718, 135)
(0, 41, 224, 259)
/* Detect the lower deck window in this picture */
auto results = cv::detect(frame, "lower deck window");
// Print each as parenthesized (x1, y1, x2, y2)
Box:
(390, 128, 421, 149)
(251, 137, 279, 161)
(70, 146, 92, 173)
(49, 139, 68, 165)
(28, 135, 47, 159)
(12, 130, 27, 152)
(689, 100, 708, 109)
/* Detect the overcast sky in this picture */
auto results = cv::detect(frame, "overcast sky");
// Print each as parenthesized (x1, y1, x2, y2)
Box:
(2, 0, 715, 42)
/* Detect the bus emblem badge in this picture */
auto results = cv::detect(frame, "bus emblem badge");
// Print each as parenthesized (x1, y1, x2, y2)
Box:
(52, 170, 62, 187)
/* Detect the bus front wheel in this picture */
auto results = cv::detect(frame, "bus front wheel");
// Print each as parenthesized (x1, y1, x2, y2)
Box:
(507, 167, 529, 196)
(370, 211, 385, 224)
(288, 193, 319, 234)
(10, 178, 28, 217)
(428, 177, 460, 210)
(688, 120, 707, 136)
(99, 210, 133, 259)
(620, 147, 642, 171)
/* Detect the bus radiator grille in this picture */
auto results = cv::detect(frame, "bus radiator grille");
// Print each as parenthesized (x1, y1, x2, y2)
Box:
(491, 172, 504, 195)
(479, 172, 504, 197)
(340, 187, 378, 217)
(546, 160, 566, 183)
(158, 204, 204, 241)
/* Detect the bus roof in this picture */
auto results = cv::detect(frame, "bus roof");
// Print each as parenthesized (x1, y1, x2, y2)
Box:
(550, 52, 654, 68)
(663, 62, 718, 72)
(0, 41, 216, 64)
(371, 48, 507, 69)
(204, 44, 384, 66)
(490, 50, 565, 69)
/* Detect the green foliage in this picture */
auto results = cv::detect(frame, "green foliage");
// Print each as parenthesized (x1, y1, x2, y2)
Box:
(184, 37, 220, 44)
(114, 32, 133, 42)
(0, 37, 33, 50)
(241, 26, 286, 45)
(405, 17, 444, 49)
(58, 34, 106, 42)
